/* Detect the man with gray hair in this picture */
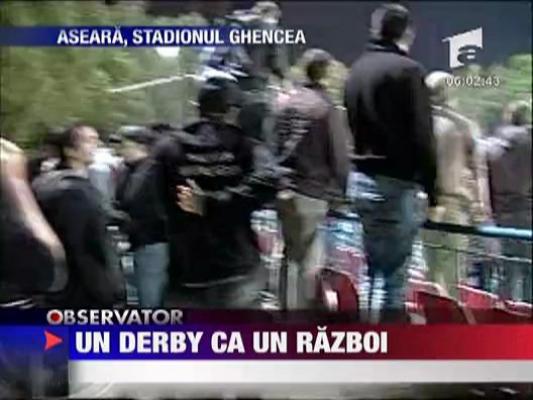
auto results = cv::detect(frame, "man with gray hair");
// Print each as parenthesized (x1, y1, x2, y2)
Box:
(276, 48, 351, 309)
(424, 71, 491, 298)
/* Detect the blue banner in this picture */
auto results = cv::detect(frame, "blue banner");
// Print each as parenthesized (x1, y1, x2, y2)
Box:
(0, 326, 69, 372)
(0, 26, 236, 47)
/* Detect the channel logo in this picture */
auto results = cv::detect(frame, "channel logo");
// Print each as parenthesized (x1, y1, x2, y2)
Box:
(46, 309, 184, 325)
(443, 27, 483, 69)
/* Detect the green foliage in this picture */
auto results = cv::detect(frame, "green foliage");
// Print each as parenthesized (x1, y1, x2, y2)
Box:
(1, 1, 530, 147)
(0, 1, 204, 147)
(449, 54, 532, 131)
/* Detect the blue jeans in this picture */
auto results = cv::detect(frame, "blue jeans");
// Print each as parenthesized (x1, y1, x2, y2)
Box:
(134, 243, 169, 308)
(348, 172, 425, 322)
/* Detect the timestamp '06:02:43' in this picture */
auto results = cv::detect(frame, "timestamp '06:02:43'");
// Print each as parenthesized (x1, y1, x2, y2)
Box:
(445, 75, 501, 88)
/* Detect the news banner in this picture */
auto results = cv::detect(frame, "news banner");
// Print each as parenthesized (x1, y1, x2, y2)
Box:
(4, 308, 533, 359)
(0, 26, 306, 46)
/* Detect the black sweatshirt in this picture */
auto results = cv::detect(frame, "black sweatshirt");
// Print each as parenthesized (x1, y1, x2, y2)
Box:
(32, 170, 124, 308)
(146, 120, 280, 287)
(115, 159, 167, 249)
(344, 39, 437, 205)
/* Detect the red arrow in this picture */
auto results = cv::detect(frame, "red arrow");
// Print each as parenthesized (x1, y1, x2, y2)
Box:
(44, 330, 63, 351)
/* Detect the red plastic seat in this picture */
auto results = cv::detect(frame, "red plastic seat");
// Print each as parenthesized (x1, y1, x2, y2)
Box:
(416, 291, 474, 324)
(488, 308, 532, 323)
(458, 285, 499, 308)
(458, 285, 500, 323)
(406, 279, 446, 317)
(407, 279, 445, 301)
(316, 268, 359, 314)
(504, 300, 533, 318)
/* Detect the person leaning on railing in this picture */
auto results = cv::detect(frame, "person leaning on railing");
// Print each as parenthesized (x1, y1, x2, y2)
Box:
(485, 101, 532, 303)
(423, 71, 493, 298)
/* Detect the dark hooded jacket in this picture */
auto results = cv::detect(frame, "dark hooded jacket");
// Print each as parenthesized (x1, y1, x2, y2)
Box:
(147, 120, 280, 286)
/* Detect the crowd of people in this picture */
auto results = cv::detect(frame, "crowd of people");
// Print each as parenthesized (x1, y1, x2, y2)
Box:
(1, 3, 531, 322)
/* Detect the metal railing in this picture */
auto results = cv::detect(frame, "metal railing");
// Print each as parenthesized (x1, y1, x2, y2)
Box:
(116, 208, 531, 308)
(252, 208, 532, 309)
(325, 209, 532, 240)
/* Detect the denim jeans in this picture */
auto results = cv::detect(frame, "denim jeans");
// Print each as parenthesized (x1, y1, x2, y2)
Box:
(348, 172, 425, 322)
(134, 242, 169, 308)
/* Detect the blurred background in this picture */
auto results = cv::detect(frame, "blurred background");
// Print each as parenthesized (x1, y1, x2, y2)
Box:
(0, 0, 531, 148)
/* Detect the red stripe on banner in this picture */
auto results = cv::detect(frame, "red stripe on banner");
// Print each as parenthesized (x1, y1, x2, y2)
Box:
(374, 325, 533, 360)
(245, 324, 533, 360)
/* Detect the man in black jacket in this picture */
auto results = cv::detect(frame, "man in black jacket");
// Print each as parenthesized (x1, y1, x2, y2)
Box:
(276, 49, 351, 309)
(32, 125, 124, 308)
(148, 77, 280, 308)
(344, 3, 437, 322)
(114, 126, 169, 308)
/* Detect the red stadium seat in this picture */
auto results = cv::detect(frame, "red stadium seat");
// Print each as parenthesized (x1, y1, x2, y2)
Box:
(458, 285, 499, 308)
(406, 279, 446, 317)
(407, 279, 446, 301)
(316, 268, 359, 315)
(487, 307, 532, 323)
(457, 285, 500, 323)
(504, 300, 533, 318)
(416, 291, 474, 324)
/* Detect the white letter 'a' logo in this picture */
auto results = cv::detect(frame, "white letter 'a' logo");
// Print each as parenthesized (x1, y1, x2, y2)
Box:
(443, 28, 483, 69)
